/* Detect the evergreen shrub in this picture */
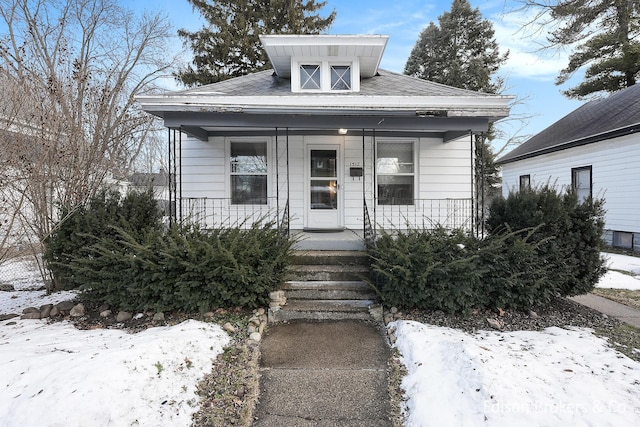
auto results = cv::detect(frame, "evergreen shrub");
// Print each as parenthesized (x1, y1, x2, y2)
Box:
(72, 221, 293, 312)
(486, 185, 606, 296)
(369, 186, 606, 314)
(44, 189, 163, 290)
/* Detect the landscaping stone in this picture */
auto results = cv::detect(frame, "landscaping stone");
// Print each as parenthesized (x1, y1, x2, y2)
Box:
(223, 322, 236, 333)
(50, 306, 60, 317)
(486, 318, 504, 330)
(116, 311, 132, 322)
(152, 312, 165, 321)
(70, 303, 86, 317)
(249, 332, 261, 343)
(100, 310, 112, 318)
(23, 307, 39, 315)
(98, 303, 110, 312)
(0, 284, 15, 291)
(21, 312, 41, 320)
(0, 314, 18, 321)
(40, 304, 53, 318)
(55, 301, 76, 312)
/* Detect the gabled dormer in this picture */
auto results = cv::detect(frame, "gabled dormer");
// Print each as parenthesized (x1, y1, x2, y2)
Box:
(260, 35, 389, 93)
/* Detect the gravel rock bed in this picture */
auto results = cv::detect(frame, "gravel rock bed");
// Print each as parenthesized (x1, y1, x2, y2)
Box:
(392, 297, 621, 333)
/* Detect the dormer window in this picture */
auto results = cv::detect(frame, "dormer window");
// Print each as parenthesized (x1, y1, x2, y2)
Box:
(293, 59, 359, 92)
(300, 65, 321, 90)
(330, 65, 351, 90)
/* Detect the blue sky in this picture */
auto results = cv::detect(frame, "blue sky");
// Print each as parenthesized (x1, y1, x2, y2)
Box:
(137, 0, 587, 154)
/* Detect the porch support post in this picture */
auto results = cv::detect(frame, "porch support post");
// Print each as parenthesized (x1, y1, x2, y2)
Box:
(168, 128, 173, 226)
(470, 130, 475, 237)
(275, 127, 279, 216)
(372, 128, 377, 235)
(286, 127, 291, 234)
(178, 128, 183, 223)
(362, 129, 366, 238)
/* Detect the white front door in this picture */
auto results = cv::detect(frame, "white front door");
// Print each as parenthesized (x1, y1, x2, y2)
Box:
(305, 144, 343, 229)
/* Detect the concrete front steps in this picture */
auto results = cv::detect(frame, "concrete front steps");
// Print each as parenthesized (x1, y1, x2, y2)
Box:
(268, 251, 382, 322)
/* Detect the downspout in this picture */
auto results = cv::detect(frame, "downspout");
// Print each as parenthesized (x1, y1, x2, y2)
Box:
(362, 129, 365, 238)
(373, 128, 377, 235)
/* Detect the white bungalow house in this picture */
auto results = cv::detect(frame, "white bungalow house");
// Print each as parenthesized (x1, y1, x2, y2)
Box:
(137, 35, 512, 249)
(498, 83, 640, 251)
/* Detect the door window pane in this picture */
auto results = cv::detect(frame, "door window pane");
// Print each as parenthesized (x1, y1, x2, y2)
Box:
(311, 150, 337, 177)
(230, 141, 267, 204)
(311, 179, 337, 209)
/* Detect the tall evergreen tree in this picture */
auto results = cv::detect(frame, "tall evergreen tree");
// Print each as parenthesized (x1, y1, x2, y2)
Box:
(522, 0, 640, 98)
(404, 0, 507, 93)
(176, 0, 335, 87)
(404, 0, 508, 232)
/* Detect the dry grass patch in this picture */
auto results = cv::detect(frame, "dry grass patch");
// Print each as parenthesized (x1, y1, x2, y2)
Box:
(593, 288, 640, 311)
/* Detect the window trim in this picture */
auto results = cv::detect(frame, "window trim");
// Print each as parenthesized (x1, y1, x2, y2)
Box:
(571, 165, 592, 203)
(375, 139, 417, 206)
(291, 58, 360, 92)
(226, 138, 271, 205)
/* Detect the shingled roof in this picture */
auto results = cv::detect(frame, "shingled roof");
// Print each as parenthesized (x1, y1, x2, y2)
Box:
(498, 84, 640, 164)
(167, 68, 489, 98)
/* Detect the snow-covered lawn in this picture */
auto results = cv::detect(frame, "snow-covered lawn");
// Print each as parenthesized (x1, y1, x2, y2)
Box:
(599, 252, 640, 290)
(393, 321, 640, 426)
(0, 319, 230, 426)
(1, 251, 640, 426)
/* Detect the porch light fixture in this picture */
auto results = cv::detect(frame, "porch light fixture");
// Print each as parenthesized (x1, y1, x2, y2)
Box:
(338, 128, 348, 135)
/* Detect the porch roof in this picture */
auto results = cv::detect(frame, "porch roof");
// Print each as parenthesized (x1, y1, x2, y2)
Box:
(138, 69, 513, 141)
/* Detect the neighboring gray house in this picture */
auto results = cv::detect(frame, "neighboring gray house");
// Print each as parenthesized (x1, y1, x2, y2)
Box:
(137, 35, 512, 249)
(498, 83, 640, 251)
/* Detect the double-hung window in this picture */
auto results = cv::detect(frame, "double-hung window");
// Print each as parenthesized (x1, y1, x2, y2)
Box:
(376, 141, 415, 205)
(519, 174, 531, 191)
(230, 141, 267, 205)
(571, 166, 592, 203)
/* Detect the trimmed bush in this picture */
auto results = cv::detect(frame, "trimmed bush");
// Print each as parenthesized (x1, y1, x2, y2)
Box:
(44, 189, 163, 290)
(486, 185, 606, 296)
(369, 186, 606, 314)
(71, 221, 293, 312)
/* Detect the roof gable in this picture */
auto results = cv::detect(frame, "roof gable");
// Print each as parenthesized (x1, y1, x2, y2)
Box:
(499, 84, 640, 164)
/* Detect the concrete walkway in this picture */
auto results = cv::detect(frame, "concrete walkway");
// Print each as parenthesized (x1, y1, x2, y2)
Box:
(252, 320, 392, 426)
(571, 293, 640, 328)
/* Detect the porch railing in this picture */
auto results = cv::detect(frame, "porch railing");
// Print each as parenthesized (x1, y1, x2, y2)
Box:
(180, 197, 282, 229)
(178, 197, 472, 232)
(374, 198, 473, 231)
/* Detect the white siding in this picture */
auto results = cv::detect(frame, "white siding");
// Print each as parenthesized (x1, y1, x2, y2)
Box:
(501, 133, 640, 235)
(179, 132, 473, 230)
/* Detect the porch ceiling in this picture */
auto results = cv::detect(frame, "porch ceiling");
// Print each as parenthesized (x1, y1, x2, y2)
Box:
(163, 111, 490, 141)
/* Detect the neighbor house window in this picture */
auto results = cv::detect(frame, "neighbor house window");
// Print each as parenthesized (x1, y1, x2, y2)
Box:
(572, 166, 592, 203)
(519, 174, 531, 191)
(613, 231, 634, 249)
(230, 141, 267, 204)
(376, 141, 415, 205)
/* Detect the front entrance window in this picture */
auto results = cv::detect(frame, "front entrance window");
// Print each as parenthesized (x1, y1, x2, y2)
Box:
(310, 149, 338, 210)
(230, 142, 267, 204)
(376, 141, 415, 205)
